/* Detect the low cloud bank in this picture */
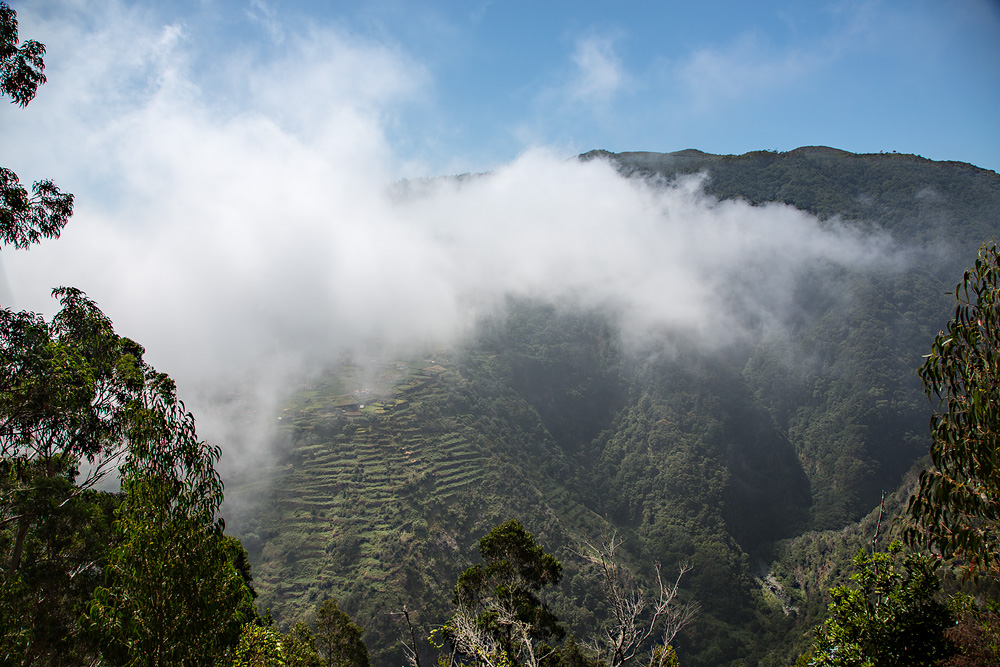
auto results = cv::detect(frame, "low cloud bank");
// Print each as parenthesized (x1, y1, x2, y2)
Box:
(3, 3, 903, 468)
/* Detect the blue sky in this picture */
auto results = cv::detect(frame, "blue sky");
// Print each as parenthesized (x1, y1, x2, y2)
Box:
(224, 0, 1000, 172)
(11, 0, 1000, 174)
(191, 0, 1000, 172)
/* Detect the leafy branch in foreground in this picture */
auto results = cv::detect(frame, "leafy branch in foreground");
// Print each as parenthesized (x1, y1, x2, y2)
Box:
(82, 362, 256, 666)
(803, 542, 952, 667)
(0, 167, 74, 249)
(0, 2, 74, 250)
(0, 287, 149, 578)
(905, 241, 1000, 580)
(1, 1, 45, 106)
(0, 288, 255, 664)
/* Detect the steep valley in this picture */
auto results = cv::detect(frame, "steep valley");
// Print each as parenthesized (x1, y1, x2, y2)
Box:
(224, 148, 1000, 666)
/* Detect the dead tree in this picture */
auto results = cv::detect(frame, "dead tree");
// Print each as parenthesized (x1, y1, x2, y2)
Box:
(389, 605, 423, 667)
(581, 533, 698, 667)
(445, 589, 558, 667)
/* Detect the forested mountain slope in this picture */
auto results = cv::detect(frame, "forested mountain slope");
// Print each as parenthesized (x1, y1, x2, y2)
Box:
(226, 148, 1000, 667)
(584, 146, 998, 251)
(594, 147, 999, 528)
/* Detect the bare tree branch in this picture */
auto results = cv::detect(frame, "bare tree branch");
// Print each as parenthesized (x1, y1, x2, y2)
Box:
(579, 532, 698, 667)
(389, 605, 423, 667)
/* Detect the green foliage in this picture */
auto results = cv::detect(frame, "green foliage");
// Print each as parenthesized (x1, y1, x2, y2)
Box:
(906, 242, 1000, 579)
(230, 624, 287, 666)
(0, 289, 166, 664)
(286, 622, 324, 667)
(649, 645, 679, 667)
(0, 565, 30, 664)
(0, 458, 118, 665)
(547, 636, 601, 667)
(316, 599, 370, 667)
(459, 519, 563, 601)
(0, 289, 253, 665)
(0, 166, 75, 249)
(0, 3, 73, 248)
(0, 288, 261, 665)
(83, 387, 255, 665)
(0, 287, 146, 472)
(0, 1, 45, 106)
(228, 622, 323, 667)
(447, 520, 564, 667)
(805, 542, 952, 666)
(758, 486, 921, 665)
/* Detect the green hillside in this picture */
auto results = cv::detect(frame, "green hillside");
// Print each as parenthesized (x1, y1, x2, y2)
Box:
(225, 148, 1000, 666)
(226, 341, 619, 667)
(583, 146, 999, 251)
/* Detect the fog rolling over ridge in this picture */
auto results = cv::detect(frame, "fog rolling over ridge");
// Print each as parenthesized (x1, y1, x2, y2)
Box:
(6, 147, 908, 469)
(3, 6, 909, 470)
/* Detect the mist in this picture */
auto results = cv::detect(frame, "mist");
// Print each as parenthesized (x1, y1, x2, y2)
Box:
(2, 3, 907, 469)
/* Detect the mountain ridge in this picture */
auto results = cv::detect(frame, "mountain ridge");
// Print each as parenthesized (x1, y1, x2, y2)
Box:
(226, 147, 1000, 667)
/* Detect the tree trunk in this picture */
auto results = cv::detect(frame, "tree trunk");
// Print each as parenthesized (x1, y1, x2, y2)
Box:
(9, 515, 29, 572)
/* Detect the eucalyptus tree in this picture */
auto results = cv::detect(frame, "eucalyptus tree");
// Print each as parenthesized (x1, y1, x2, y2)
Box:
(0, 289, 146, 564)
(316, 598, 370, 667)
(0, 1, 45, 106)
(0, 2, 74, 249)
(906, 242, 1000, 579)
(0, 289, 254, 664)
(0, 289, 150, 663)
(83, 389, 255, 666)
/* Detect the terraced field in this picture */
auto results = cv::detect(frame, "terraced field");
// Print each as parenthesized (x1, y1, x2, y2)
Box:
(223, 336, 648, 667)
(222, 349, 613, 667)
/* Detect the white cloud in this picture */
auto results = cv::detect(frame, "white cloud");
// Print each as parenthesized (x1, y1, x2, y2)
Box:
(514, 32, 631, 151)
(3, 1, 905, 470)
(567, 35, 626, 105)
(674, 33, 813, 112)
(246, 0, 284, 45)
